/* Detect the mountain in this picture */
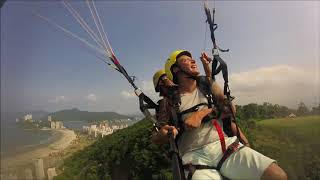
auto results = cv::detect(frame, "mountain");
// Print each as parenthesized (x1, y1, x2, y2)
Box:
(46, 108, 131, 122)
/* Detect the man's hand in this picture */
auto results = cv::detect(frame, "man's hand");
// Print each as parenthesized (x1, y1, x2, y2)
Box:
(152, 125, 179, 144)
(200, 52, 213, 78)
(159, 125, 179, 139)
(200, 52, 212, 64)
(184, 108, 213, 130)
(162, 76, 177, 88)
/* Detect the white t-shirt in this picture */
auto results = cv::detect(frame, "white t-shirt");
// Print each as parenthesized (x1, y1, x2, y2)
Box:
(178, 87, 227, 156)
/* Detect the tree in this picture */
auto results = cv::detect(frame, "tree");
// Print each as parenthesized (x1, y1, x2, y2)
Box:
(242, 103, 259, 120)
(310, 104, 320, 115)
(260, 102, 275, 119)
(296, 102, 309, 116)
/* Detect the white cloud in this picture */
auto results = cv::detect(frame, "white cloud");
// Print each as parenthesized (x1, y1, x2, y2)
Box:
(141, 80, 155, 92)
(120, 90, 136, 99)
(121, 64, 319, 110)
(86, 93, 97, 102)
(49, 96, 67, 104)
(220, 65, 320, 108)
(141, 80, 158, 98)
(120, 80, 159, 100)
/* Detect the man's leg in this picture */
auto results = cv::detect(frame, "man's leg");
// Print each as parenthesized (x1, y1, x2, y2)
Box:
(181, 138, 288, 180)
(218, 145, 287, 180)
(261, 163, 287, 180)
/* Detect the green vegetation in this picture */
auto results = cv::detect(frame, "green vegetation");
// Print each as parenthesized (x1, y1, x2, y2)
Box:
(54, 118, 171, 180)
(54, 103, 320, 180)
(45, 108, 130, 122)
(251, 115, 320, 180)
(59, 132, 96, 159)
(236, 102, 320, 120)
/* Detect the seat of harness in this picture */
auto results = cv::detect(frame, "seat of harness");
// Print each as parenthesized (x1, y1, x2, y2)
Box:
(182, 139, 243, 180)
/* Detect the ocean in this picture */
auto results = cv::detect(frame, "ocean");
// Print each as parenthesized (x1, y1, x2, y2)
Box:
(63, 121, 92, 130)
(0, 112, 91, 159)
(0, 119, 55, 158)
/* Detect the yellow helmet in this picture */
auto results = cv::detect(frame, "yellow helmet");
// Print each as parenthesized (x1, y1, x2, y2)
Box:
(165, 50, 192, 81)
(153, 69, 166, 92)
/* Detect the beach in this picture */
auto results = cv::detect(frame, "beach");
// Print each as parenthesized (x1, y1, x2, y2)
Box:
(1, 128, 76, 171)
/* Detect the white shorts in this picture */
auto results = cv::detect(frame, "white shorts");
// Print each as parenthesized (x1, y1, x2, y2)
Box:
(181, 137, 276, 180)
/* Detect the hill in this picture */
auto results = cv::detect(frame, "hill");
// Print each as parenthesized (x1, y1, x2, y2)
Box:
(46, 108, 131, 123)
(54, 118, 171, 180)
(251, 115, 320, 180)
(55, 115, 320, 180)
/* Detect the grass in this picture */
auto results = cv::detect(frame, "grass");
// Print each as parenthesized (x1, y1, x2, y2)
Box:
(251, 115, 320, 180)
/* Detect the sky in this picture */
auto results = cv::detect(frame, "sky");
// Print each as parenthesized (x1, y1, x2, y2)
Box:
(1, 1, 319, 115)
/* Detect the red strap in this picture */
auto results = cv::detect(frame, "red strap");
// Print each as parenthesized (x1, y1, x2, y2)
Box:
(213, 119, 226, 153)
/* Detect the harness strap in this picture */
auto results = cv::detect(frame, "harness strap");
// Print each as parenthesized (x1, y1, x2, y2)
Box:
(183, 164, 216, 180)
(216, 139, 242, 170)
(179, 103, 209, 116)
(212, 119, 226, 153)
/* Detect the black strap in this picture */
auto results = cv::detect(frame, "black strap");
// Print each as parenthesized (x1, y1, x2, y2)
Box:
(166, 87, 186, 180)
(179, 103, 209, 117)
(216, 139, 243, 170)
(138, 93, 158, 123)
(222, 117, 233, 137)
(139, 93, 157, 112)
(196, 76, 218, 109)
(183, 164, 232, 180)
(183, 164, 217, 180)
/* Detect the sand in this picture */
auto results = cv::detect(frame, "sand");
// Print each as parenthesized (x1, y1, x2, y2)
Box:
(1, 128, 77, 170)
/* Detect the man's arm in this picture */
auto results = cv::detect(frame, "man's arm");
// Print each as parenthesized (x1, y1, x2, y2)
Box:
(184, 108, 213, 130)
(152, 98, 178, 145)
(230, 122, 250, 147)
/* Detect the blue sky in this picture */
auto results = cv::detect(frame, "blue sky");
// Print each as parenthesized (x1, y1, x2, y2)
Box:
(1, 1, 319, 115)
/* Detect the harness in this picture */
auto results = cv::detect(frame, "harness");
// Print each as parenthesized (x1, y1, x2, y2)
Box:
(183, 141, 245, 180)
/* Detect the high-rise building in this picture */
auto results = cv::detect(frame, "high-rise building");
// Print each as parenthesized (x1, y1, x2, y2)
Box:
(7, 174, 18, 180)
(24, 168, 33, 180)
(56, 121, 64, 129)
(48, 116, 52, 122)
(50, 121, 56, 129)
(47, 168, 57, 180)
(34, 158, 45, 180)
(24, 114, 32, 121)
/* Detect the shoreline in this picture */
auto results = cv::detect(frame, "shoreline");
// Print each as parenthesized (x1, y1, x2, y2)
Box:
(1, 128, 76, 171)
(2, 128, 62, 157)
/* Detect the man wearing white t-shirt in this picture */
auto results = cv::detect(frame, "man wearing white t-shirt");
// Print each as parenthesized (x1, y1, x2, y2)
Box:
(153, 50, 287, 180)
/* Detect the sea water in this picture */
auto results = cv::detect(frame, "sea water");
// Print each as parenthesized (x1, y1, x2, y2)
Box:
(0, 113, 56, 158)
(0, 113, 90, 159)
